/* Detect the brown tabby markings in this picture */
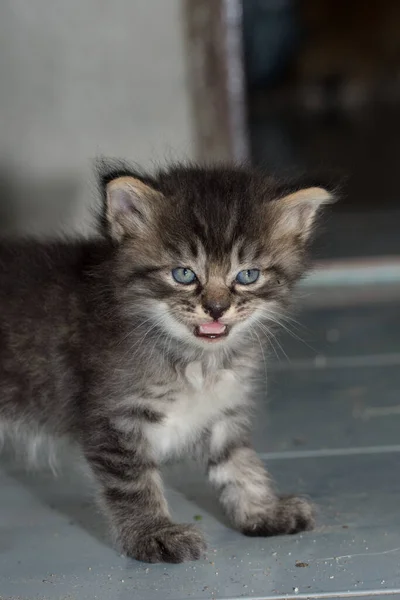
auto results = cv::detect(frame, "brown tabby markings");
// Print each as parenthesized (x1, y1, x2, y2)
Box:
(0, 161, 334, 563)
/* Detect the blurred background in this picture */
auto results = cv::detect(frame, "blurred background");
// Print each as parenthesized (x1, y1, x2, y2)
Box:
(1, 0, 399, 269)
(0, 0, 193, 236)
(244, 0, 400, 263)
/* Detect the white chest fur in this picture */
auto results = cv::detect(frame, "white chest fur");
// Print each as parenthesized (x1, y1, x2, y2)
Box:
(145, 361, 246, 461)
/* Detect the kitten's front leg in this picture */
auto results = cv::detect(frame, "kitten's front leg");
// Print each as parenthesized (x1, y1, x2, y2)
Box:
(84, 424, 206, 563)
(207, 413, 314, 536)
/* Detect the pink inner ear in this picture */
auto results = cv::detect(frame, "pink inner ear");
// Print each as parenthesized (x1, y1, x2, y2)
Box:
(271, 188, 332, 242)
(105, 176, 160, 241)
(114, 188, 136, 213)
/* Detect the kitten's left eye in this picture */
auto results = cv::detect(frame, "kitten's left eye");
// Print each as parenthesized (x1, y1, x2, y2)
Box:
(172, 267, 197, 284)
(236, 269, 260, 285)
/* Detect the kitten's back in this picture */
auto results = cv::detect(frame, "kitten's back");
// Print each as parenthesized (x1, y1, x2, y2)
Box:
(0, 240, 89, 430)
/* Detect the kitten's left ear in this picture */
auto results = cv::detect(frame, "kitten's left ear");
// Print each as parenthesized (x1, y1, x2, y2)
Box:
(104, 176, 163, 242)
(270, 187, 334, 243)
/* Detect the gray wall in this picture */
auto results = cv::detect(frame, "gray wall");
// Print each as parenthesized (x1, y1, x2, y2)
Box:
(0, 0, 194, 233)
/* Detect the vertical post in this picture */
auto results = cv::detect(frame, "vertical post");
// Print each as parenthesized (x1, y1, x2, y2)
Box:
(183, 0, 249, 163)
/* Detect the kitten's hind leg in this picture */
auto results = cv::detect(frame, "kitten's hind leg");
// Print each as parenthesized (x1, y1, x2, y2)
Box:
(84, 421, 206, 563)
(206, 414, 314, 536)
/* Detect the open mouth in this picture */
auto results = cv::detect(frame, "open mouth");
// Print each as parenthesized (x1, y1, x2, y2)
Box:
(194, 322, 228, 341)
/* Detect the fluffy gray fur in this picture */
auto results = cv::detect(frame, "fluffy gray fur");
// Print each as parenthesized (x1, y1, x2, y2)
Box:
(0, 162, 333, 563)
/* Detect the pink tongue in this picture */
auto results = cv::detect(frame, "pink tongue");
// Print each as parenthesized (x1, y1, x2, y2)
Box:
(198, 322, 226, 335)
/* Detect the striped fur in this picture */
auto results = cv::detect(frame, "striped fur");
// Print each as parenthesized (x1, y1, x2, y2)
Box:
(0, 162, 333, 562)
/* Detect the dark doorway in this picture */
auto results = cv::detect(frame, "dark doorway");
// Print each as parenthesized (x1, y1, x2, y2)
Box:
(244, 0, 400, 261)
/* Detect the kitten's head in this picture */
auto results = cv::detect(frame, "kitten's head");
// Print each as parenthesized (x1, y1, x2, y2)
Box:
(99, 163, 334, 351)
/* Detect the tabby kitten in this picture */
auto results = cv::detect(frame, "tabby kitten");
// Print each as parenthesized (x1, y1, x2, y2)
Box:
(0, 162, 333, 563)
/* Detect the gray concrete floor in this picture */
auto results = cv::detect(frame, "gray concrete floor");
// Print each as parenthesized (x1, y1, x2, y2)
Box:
(1, 295, 400, 599)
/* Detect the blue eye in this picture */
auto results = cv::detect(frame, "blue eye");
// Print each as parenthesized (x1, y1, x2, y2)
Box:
(236, 269, 260, 285)
(172, 267, 197, 284)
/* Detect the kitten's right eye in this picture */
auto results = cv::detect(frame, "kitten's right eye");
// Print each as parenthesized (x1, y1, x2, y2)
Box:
(172, 267, 197, 285)
(236, 269, 260, 285)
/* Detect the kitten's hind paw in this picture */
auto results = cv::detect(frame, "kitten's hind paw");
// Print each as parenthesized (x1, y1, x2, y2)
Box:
(241, 495, 315, 537)
(128, 524, 207, 564)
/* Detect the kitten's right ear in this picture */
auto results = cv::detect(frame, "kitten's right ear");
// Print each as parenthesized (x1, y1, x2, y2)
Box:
(270, 186, 335, 244)
(104, 176, 163, 242)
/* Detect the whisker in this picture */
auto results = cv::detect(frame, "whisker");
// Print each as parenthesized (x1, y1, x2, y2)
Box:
(124, 315, 168, 362)
(256, 307, 316, 354)
(249, 325, 268, 378)
(252, 317, 290, 363)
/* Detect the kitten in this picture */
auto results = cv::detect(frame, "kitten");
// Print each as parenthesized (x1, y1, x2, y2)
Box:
(0, 161, 333, 563)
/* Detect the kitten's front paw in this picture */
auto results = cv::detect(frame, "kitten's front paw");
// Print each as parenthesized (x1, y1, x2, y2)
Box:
(241, 496, 315, 537)
(128, 524, 207, 564)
